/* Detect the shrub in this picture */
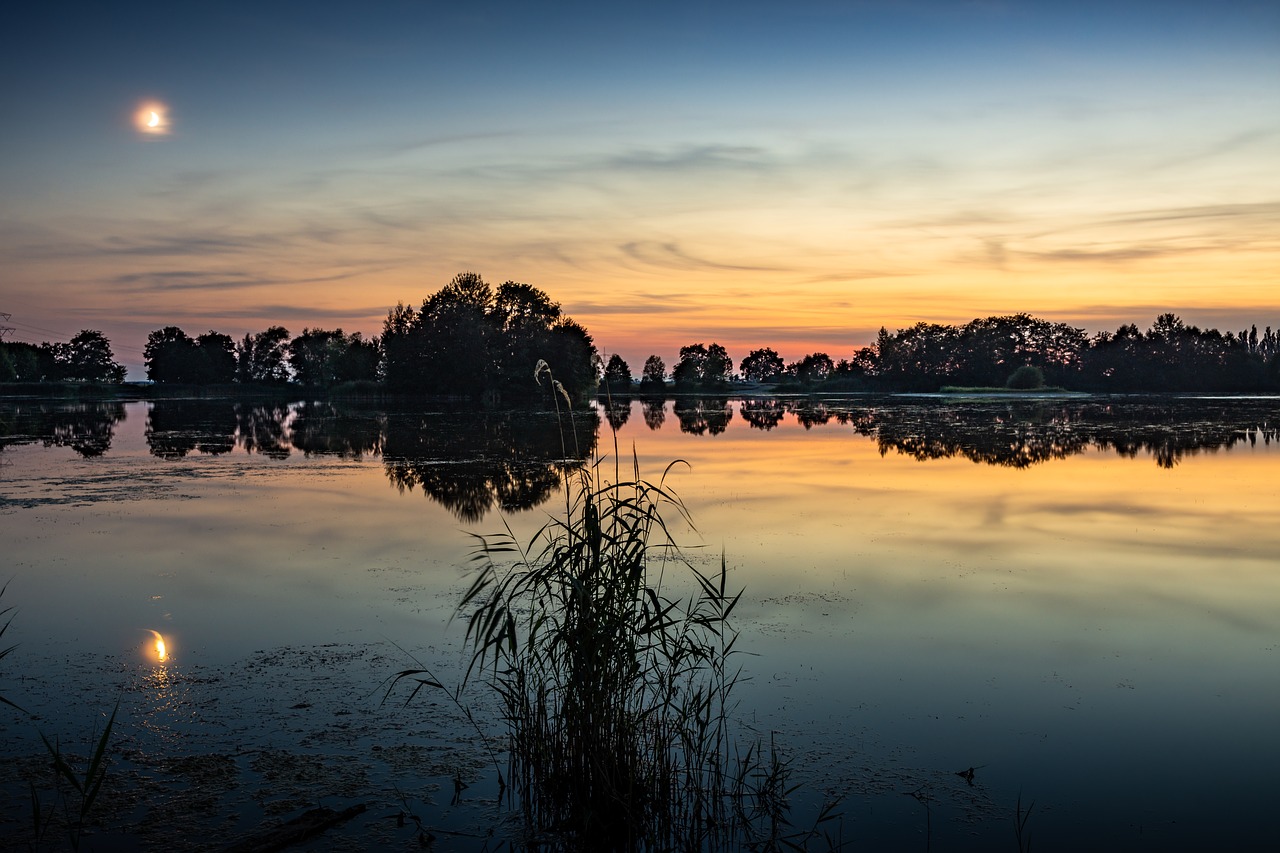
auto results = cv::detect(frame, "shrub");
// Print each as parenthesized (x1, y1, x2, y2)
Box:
(1006, 365, 1045, 390)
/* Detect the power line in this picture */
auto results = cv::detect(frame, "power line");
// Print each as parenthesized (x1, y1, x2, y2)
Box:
(0, 315, 149, 356)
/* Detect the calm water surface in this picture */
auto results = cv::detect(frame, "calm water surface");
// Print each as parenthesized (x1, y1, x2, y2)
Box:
(1, 395, 1277, 850)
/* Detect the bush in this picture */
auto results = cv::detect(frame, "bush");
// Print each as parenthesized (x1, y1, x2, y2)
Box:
(1006, 365, 1045, 390)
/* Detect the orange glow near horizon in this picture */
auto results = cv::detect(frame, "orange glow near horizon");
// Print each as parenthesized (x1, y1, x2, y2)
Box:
(7, 140, 1277, 373)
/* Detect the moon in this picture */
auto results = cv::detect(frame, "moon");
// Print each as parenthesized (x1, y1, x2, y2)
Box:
(136, 101, 170, 136)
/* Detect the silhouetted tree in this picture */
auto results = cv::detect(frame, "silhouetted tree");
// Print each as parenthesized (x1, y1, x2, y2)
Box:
(672, 344, 707, 388)
(146, 327, 237, 384)
(639, 355, 666, 395)
(673, 343, 731, 390)
(790, 352, 834, 386)
(602, 354, 633, 395)
(0, 342, 44, 381)
(491, 280, 562, 390)
(145, 327, 197, 383)
(418, 272, 496, 395)
(237, 326, 292, 384)
(542, 319, 598, 403)
(196, 331, 238, 384)
(380, 273, 595, 403)
(380, 302, 423, 391)
(46, 330, 126, 383)
(288, 328, 377, 388)
(739, 348, 785, 383)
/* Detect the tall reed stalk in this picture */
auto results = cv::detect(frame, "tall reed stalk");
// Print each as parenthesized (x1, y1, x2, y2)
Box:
(392, 365, 839, 850)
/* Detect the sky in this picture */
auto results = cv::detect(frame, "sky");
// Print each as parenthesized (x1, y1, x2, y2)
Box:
(2, 0, 1277, 379)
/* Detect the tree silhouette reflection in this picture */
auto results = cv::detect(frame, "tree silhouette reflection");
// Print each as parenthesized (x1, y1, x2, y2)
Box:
(0, 402, 126, 458)
(382, 409, 598, 522)
(146, 400, 238, 458)
(834, 398, 1279, 469)
(290, 402, 384, 459)
(602, 396, 632, 432)
(5, 395, 1274, 488)
(234, 403, 292, 459)
(739, 398, 786, 431)
(641, 398, 666, 431)
(673, 397, 732, 435)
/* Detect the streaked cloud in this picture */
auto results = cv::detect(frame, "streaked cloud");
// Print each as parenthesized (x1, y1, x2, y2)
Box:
(620, 241, 787, 273)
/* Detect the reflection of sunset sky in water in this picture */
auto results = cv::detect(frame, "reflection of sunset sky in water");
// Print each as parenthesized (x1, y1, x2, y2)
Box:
(1, 398, 1277, 846)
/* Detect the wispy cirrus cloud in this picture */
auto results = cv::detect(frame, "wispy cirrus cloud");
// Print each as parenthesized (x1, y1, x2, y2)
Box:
(620, 241, 786, 273)
(1016, 246, 1192, 264)
(605, 144, 774, 174)
(109, 268, 382, 293)
(1108, 201, 1280, 228)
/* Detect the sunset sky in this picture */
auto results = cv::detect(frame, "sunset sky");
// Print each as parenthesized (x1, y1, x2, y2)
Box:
(2, 0, 1277, 378)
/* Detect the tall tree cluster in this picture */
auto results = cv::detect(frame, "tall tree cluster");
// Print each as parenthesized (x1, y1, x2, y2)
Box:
(144, 327, 237, 384)
(670, 343, 732, 389)
(143, 324, 381, 388)
(381, 272, 597, 402)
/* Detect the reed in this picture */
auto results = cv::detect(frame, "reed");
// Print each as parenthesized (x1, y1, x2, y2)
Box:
(392, 364, 839, 850)
(1, 579, 20, 714)
(3, 581, 118, 850)
(31, 702, 119, 850)
(1014, 792, 1035, 853)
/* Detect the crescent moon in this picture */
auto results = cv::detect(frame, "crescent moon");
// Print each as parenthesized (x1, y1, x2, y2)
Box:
(147, 111, 160, 128)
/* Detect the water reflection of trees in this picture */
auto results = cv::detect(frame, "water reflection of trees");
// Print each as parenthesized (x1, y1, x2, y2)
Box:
(739, 398, 786, 431)
(672, 397, 733, 435)
(382, 410, 599, 522)
(772, 397, 1278, 468)
(641, 399, 666, 431)
(613, 396, 1278, 468)
(6, 395, 1275, 491)
(236, 403, 294, 459)
(146, 400, 238, 458)
(602, 397, 632, 432)
(0, 402, 125, 458)
(290, 402, 383, 459)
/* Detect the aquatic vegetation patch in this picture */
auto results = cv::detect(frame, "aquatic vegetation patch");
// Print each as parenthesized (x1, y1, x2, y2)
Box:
(391, 363, 841, 849)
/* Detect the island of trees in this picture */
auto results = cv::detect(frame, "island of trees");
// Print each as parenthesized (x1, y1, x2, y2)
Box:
(3, 272, 1279, 398)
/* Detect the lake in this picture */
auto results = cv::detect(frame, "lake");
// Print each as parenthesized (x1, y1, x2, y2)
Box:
(1, 393, 1277, 850)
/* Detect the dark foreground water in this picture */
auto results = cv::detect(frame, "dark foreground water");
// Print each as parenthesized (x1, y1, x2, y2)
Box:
(1, 393, 1277, 850)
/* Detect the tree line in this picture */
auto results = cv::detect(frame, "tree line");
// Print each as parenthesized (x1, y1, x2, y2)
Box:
(5, 287, 1279, 395)
(0, 272, 599, 403)
(602, 312, 1280, 395)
